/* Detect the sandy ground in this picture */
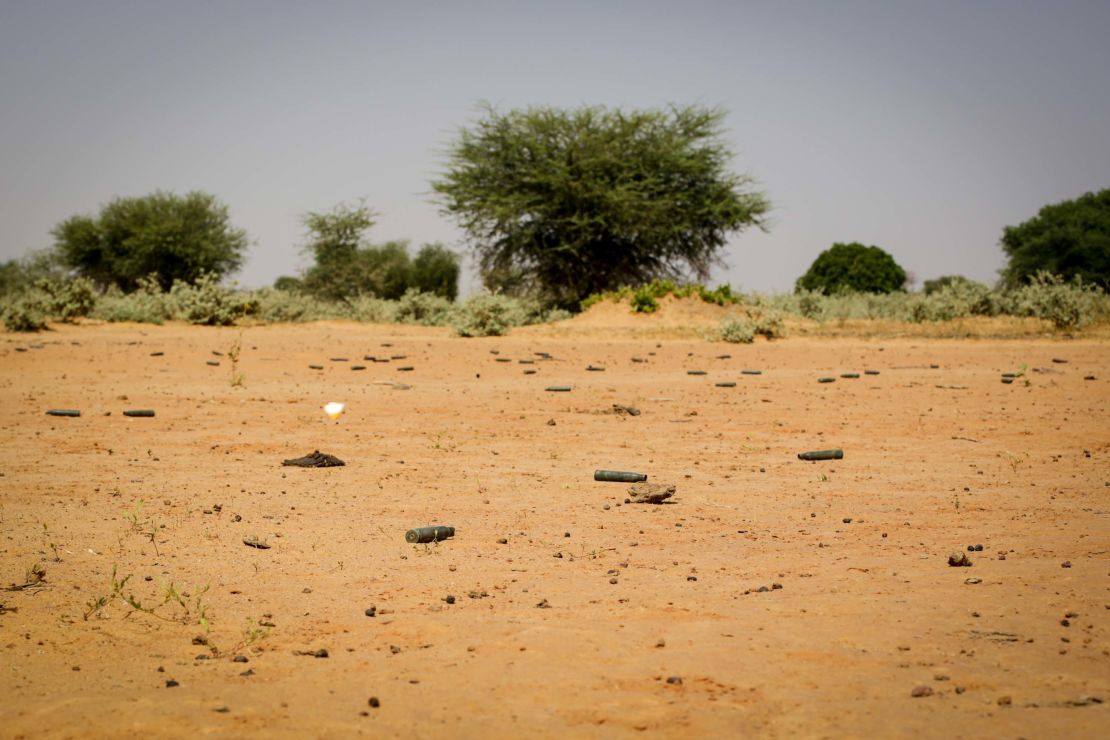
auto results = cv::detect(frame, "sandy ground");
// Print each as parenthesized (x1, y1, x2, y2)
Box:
(1, 314, 1108, 738)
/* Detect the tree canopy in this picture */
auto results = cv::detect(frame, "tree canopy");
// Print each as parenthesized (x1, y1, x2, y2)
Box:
(999, 189, 1110, 288)
(432, 104, 770, 308)
(796, 242, 907, 294)
(294, 203, 459, 301)
(52, 191, 248, 290)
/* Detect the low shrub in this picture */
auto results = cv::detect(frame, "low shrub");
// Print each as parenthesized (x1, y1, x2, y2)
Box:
(344, 294, 400, 324)
(1002, 272, 1101, 329)
(2, 293, 48, 332)
(394, 288, 456, 326)
(36, 277, 96, 322)
(91, 276, 173, 323)
(250, 288, 340, 323)
(168, 273, 257, 326)
(718, 315, 755, 343)
(451, 293, 535, 337)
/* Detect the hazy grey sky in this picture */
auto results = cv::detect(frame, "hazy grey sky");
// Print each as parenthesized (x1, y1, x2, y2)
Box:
(2, 0, 1108, 293)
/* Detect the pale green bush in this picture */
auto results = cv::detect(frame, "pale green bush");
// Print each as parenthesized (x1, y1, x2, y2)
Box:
(717, 315, 755, 343)
(36, 276, 96, 322)
(90, 276, 172, 323)
(249, 288, 342, 323)
(168, 273, 257, 326)
(451, 293, 535, 337)
(2, 293, 48, 331)
(344, 294, 400, 323)
(394, 288, 457, 326)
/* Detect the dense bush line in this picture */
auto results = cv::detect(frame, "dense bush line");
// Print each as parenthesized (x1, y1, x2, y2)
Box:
(3, 272, 1107, 335)
(1, 274, 571, 337)
(583, 274, 1109, 331)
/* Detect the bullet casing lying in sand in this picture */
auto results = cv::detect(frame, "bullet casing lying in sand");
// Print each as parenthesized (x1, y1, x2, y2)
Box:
(405, 526, 455, 543)
(798, 449, 844, 461)
(594, 470, 648, 482)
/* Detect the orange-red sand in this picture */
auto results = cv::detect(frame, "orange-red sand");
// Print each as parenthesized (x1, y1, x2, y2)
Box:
(1, 319, 1107, 738)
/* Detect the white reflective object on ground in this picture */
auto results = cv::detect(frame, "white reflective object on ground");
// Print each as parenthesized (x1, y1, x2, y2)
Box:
(324, 402, 346, 420)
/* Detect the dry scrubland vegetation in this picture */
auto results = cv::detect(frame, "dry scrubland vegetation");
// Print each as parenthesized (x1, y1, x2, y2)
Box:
(2, 271, 1109, 339)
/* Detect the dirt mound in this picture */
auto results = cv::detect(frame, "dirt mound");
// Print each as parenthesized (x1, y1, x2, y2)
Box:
(520, 295, 742, 339)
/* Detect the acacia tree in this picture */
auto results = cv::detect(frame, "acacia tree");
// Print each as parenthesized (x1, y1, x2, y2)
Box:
(52, 191, 248, 290)
(432, 104, 770, 308)
(999, 189, 1110, 288)
(795, 242, 907, 294)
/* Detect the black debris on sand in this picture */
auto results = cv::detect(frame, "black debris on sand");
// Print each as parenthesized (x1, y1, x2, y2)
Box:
(282, 450, 346, 467)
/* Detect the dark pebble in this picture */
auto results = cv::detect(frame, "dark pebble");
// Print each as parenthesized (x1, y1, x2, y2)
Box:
(497, 537, 508, 544)
(364, 607, 376, 617)
(445, 595, 456, 604)
(206, 360, 220, 366)
(314, 649, 329, 658)
(240, 669, 255, 677)
(165, 679, 179, 688)
(309, 364, 323, 370)
(757, 586, 769, 593)
(842, 518, 852, 524)
(233, 655, 248, 663)
(1062, 560, 1072, 568)
(911, 685, 934, 698)
(666, 676, 683, 685)
(687, 576, 697, 582)
(368, 697, 380, 708)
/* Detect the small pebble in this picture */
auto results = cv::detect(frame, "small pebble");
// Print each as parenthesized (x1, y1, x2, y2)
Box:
(911, 685, 933, 698)
(666, 676, 682, 685)
(368, 697, 380, 708)
(364, 606, 376, 617)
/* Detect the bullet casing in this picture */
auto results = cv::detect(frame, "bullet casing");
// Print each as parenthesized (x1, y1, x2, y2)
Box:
(798, 449, 844, 461)
(594, 470, 648, 482)
(406, 526, 455, 544)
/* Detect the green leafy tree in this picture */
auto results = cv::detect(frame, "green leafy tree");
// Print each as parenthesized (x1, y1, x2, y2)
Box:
(432, 103, 770, 308)
(795, 242, 907, 294)
(0, 250, 64, 298)
(999, 189, 1110, 288)
(410, 243, 460, 300)
(51, 191, 248, 290)
(299, 204, 459, 301)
